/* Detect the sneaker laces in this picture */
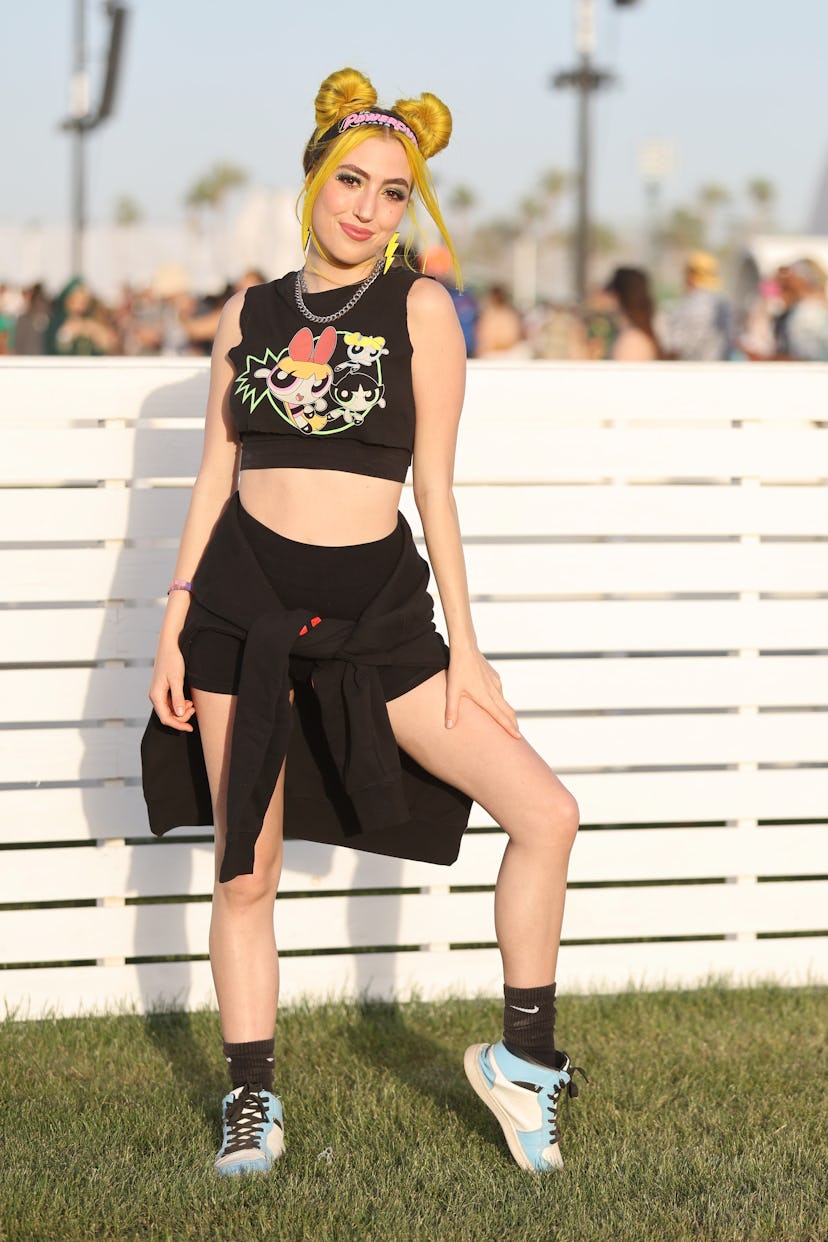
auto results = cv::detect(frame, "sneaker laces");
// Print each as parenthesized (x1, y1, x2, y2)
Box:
(544, 1064, 589, 1143)
(221, 1084, 270, 1157)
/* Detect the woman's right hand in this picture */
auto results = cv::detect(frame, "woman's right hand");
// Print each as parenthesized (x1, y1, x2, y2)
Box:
(149, 642, 195, 732)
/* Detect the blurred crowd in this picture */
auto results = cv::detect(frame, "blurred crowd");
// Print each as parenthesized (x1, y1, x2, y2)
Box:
(0, 265, 266, 358)
(1, 251, 827, 363)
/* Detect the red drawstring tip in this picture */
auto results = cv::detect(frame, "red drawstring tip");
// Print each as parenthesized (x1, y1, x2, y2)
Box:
(298, 616, 323, 638)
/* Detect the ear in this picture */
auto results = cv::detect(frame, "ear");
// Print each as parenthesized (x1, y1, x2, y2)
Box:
(312, 325, 338, 364)
(289, 327, 314, 361)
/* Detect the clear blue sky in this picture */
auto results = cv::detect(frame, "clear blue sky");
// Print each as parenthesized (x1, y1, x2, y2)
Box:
(1, 0, 826, 236)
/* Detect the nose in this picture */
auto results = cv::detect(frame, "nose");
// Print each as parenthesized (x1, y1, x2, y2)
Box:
(353, 186, 377, 223)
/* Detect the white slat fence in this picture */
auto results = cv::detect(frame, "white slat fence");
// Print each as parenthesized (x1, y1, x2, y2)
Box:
(1, 357, 826, 1019)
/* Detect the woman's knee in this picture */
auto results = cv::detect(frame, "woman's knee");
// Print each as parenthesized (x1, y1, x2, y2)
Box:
(215, 862, 281, 909)
(507, 785, 579, 852)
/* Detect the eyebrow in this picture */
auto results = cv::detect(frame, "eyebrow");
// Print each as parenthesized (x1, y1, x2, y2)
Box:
(338, 162, 411, 190)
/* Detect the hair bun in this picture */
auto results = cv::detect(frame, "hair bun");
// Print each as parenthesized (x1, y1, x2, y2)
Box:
(314, 68, 378, 132)
(392, 92, 452, 159)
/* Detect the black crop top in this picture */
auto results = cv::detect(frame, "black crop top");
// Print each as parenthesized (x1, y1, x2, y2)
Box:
(227, 265, 426, 483)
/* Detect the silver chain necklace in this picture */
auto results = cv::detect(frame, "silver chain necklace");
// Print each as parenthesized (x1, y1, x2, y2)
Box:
(294, 258, 383, 324)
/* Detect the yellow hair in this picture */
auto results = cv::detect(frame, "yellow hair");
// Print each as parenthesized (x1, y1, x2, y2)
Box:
(299, 68, 462, 288)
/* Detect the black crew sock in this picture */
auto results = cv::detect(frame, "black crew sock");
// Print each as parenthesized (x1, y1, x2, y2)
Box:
(222, 1038, 275, 1092)
(502, 983, 563, 1069)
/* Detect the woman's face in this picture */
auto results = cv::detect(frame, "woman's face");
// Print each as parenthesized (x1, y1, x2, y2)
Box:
(66, 284, 92, 315)
(310, 134, 411, 269)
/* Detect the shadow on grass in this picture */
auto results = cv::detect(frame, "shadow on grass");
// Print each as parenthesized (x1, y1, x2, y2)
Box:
(346, 998, 502, 1153)
(142, 1008, 225, 1131)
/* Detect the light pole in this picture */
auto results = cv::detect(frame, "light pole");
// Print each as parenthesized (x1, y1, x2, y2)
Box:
(60, 1, 129, 276)
(551, 0, 640, 306)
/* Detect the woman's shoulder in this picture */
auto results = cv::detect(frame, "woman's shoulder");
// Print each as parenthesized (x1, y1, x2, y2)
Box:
(612, 325, 658, 361)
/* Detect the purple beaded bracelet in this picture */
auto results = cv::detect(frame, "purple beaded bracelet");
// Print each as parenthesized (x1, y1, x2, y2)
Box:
(167, 579, 193, 595)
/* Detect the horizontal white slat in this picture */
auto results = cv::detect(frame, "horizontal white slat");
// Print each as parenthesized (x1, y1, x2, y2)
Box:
(1, 429, 202, 483)
(0, 487, 192, 542)
(464, 542, 828, 596)
(4, 599, 828, 664)
(2, 825, 825, 905)
(5, 934, 826, 1021)
(4, 708, 825, 784)
(3, 358, 826, 428)
(3, 427, 827, 485)
(462, 599, 828, 653)
(461, 360, 828, 427)
(454, 429, 828, 484)
(0, 604, 161, 661)
(2, 880, 824, 964)
(3, 767, 827, 844)
(0, 356, 209, 426)
(4, 655, 825, 725)
(448, 485, 828, 538)
(3, 484, 827, 544)
(5, 540, 827, 602)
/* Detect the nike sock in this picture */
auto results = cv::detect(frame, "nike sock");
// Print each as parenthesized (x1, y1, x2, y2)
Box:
(503, 983, 562, 1069)
(223, 1038, 275, 1092)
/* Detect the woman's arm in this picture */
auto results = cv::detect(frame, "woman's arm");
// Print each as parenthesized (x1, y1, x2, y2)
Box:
(148, 291, 244, 730)
(408, 278, 519, 738)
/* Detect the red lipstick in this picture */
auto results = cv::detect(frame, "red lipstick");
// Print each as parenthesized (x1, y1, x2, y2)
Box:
(340, 223, 373, 242)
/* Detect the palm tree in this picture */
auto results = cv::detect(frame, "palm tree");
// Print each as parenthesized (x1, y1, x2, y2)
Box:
(658, 205, 705, 254)
(114, 195, 143, 228)
(537, 168, 570, 243)
(184, 162, 248, 279)
(113, 196, 143, 286)
(747, 177, 776, 232)
(697, 183, 730, 247)
(447, 184, 477, 254)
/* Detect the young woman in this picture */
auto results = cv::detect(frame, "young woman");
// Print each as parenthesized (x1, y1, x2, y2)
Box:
(605, 266, 664, 361)
(144, 67, 582, 1177)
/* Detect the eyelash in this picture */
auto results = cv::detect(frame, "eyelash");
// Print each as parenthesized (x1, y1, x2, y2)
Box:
(335, 173, 407, 202)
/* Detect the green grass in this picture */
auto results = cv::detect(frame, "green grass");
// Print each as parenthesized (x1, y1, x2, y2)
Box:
(1, 985, 825, 1241)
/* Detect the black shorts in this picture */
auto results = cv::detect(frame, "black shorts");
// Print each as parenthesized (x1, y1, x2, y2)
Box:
(182, 501, 445, 702)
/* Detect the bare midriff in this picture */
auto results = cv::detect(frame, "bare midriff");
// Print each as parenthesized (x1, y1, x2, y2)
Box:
(238, 467, 403, 546)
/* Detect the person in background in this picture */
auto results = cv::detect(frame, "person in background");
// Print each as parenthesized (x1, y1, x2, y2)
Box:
(604, 267, 663, 361)
(14, 283, 52, 355)
(420, 245, 478, 357)
(782, 259, 828, 361)
(0, 284, 16, 354)
(663, 251, 732, 361)
(45, 278, 117, 356)
(183, 269, 267, 354)
(474, 284, 529, 359)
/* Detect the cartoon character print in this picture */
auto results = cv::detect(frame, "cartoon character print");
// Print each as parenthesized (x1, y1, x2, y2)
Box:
(330, 372, 386, 425)
(334, 331, 388, 374)
(254, 326, 336, 433)
(238, 324, 390, 434)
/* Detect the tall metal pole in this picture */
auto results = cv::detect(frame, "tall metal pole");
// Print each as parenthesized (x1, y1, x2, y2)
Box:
(70, 0, 89, 275)
(552, 0, 613, 306)
(574, 0, 594, 305)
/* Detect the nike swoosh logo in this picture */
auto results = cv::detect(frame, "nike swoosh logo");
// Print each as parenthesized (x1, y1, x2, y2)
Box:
(510, 1004, 540, 1014)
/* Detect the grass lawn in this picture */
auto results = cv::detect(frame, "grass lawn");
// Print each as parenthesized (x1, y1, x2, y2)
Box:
(0, 984, 824, 1241)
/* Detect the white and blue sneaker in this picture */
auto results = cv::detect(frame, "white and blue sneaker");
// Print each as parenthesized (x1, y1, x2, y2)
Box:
(463, 1041, 585, 1173)
(214, 1083, 284, 1176)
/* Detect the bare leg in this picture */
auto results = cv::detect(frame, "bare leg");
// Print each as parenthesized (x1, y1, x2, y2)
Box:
(387, 672, 578, 985)
(193, 687, 286, 1042)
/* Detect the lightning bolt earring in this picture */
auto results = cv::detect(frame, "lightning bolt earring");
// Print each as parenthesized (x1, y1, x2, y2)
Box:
(383, 232, 400, 274)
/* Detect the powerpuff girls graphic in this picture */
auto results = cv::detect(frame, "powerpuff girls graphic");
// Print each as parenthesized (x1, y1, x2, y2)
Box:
(235, 327, 388, 435)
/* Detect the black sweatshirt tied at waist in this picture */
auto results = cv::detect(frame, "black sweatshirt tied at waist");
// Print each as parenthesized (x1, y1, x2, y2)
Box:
(141, 493, 472, 881)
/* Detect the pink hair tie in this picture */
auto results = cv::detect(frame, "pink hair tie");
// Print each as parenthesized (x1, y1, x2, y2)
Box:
(167, 579, 192, 595)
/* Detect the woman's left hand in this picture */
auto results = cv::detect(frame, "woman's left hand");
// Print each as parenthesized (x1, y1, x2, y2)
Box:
(445, 646, 521, 739)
